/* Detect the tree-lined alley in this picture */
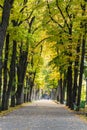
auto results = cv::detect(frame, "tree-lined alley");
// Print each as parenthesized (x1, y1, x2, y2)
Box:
(0, 0, 87, 111)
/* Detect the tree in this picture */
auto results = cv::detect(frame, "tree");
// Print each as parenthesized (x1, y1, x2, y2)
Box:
(0, 0, 14, 108)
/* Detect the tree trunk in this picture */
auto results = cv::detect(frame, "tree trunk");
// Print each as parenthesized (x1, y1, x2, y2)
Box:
(26, 77, 30, 102)
(2, 33, 9, 110)
(24, 87, 27, 103)
(77, 34, 86, 111)
(67, 65, 73, 109)
(0, 0, 14, 110)
(28, 79, 34, 102)
(0, 63, 2, 109)
(28, 71, 36, 102)
(5, 40, 17, 110)
(66, 22, 73, 109)
(62, 74, 66, 103)
(0, 0, 14, 69)
(59, 74, 63, 104)
(66, 72, 69, 106)
(16, 51, 28, 105)
(76, 3, 86, 110)
(72, 41, 80, 106)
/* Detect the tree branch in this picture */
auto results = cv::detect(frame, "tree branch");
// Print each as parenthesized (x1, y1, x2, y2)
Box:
(20, 5, 27, 13)
(28, 16, 35, 33)
(47, 0, 68, 33)
(47, 0, 63, 29)
(65, 0, 72, 22)
(32, 27, 39, 34)
(18, 10, 34, 26)
(0, 4, 3, 9)
(34, 37, 50, 49)
(56, 0, 69, 29)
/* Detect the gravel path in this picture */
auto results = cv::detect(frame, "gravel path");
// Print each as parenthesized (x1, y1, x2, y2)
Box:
(0, 100, 87, 130)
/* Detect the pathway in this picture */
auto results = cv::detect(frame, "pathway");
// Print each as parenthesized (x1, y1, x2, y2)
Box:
(0, 100, 87, 130)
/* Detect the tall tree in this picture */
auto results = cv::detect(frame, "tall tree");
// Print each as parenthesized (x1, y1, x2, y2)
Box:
(0, 0, 14, 108)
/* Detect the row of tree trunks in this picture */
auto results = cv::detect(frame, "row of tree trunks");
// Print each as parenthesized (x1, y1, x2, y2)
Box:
(57, 32, 86, 111)
(0, 0, 37, 109)
(57, 3, 86, 110)
(57, 33, 86, 111)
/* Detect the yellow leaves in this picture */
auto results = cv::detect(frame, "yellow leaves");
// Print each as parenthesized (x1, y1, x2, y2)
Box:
(50, 70, 60, 80)
(0, 11, 2, 23)
(35, 73, 45, 89)
(7, 24, 28, 42)
(42, 40, 57, 61)
(0, 0, 3, 23)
